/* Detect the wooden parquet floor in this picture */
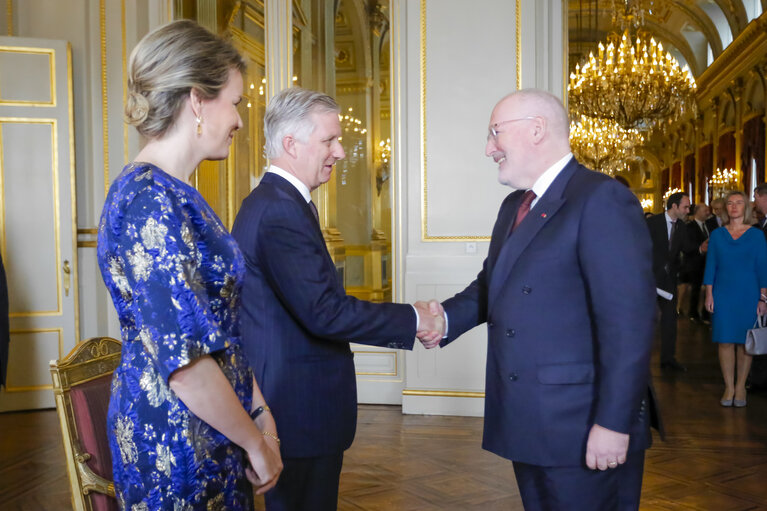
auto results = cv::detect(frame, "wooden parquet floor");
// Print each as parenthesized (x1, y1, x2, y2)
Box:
(2, 317, 767, 510)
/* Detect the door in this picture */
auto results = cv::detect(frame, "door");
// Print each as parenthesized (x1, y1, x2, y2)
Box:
(0, 37, 78, 411)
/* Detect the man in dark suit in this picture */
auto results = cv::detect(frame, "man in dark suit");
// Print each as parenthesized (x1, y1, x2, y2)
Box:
(431, 90, 656, 510)
(682, 203, 710, 322)
(0, 251, 9, 388)
(754, 184, 767, 240)
(705, 198, 724, 233)
(232, 88, 443, 511)
(647, 192, 690, 371)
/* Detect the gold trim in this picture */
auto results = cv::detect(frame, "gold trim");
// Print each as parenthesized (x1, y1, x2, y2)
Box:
(122, 0, 128, 165)
(6, 0, 12, 36)
(1, 118, 62, 317)
(0, 46, 56, 107)
(101, 0, 109, 198)
(419, 0, 518, 241)
(392, 0, 403, 303)
(67, 43, 80, 343)
(77, 241, 98, 248)
(402, 389, 484, 398)
(353, 350, 398, 376)
(5, 327, 64, 392)
(516, 0, 521, 90)
(77, 228, 98, 235)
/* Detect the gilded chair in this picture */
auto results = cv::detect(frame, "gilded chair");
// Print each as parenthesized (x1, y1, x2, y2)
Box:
(50, 336, 121, 511)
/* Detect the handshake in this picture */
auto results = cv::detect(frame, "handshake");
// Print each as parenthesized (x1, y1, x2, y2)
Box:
(414, 300, 446, 349)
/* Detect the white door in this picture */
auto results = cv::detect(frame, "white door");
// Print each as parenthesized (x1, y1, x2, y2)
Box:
(0, 37, 78, 411)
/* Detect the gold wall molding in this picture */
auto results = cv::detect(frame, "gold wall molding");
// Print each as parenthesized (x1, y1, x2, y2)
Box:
(100, 0, 109, 198)
(0, 46, 56, 107)
(354, 350, 398, 376)
(419, 0, 521, 242)
(67, 43, 80, 344)
(1, 117, 62, 317)
(5, 0, 12, 36)
(696, 14, 767, 106)
(402, 389, 484, 398)
(5, 327, 63, 392)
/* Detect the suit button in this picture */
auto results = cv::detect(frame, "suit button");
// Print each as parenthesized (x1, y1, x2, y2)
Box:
(522, 286, 532, 294)
(509, 373, 518, 382)
(488, 321, 495, 328)
(506, 329, 515, 337)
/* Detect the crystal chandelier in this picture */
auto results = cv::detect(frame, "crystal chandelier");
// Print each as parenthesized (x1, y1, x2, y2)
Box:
(708, 167, 738, 199)
(568, 1, 697, 130)
(569, 115, 644, 175)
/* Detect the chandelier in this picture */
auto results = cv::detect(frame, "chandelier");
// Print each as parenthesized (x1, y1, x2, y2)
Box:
(569, 115, 644, 175)
(708, 167, 738, 199)
(568, 1, 697, 130)
(663, 187, 684, 200)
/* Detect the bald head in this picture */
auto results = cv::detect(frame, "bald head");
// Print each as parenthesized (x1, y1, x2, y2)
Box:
(485, 88, 572, 189)
(497, 89, 571, 142)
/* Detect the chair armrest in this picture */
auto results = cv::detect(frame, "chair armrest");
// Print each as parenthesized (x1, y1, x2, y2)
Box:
(75, 452, 116, 497)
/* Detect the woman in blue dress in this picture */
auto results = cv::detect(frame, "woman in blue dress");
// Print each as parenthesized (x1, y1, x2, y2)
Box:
(704, 190, 767, 408)
(97, 20, 281, 509)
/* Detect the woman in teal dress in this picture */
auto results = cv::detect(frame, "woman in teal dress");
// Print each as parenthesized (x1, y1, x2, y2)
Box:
(704, 190, 767, 408)
(97, 20, 281, 509)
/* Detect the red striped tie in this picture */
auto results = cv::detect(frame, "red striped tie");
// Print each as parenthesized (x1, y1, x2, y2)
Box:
(511, 190, 536, 233)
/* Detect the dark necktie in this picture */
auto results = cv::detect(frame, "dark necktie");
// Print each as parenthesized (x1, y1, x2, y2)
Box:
(669, 219, 678, 250)
(308, 200, 320, 225)
(511, 190, 536, 234)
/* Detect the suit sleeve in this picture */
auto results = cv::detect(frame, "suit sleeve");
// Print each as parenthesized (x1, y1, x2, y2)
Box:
(440, 193, 518, 345)
(256, 198, 416, 348)
(755, 230, 767, 289)
(578, 180, 656, 434)
(703, 232, 717, 286)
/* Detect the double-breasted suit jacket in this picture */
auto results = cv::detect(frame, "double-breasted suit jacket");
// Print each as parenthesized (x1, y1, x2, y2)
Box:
(441, 158, 656, 467)
(232, 172, 417, 459)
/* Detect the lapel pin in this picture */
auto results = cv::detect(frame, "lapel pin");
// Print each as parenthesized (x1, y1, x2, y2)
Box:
(541, 213, 547, 218)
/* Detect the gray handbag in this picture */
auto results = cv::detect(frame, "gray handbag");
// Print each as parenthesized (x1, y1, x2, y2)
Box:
(746, 315, 767, 355)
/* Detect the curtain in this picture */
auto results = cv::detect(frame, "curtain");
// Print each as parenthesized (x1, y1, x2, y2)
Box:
(671, 161, 682, 189)
(684, 153, 695, 201)
(742, 116, 765, 192)
(718, 131, 736, 170)
(699, 144, 713, 203)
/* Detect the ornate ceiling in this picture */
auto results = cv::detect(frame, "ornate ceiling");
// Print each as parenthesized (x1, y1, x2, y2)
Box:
(568, 0, 766, 78)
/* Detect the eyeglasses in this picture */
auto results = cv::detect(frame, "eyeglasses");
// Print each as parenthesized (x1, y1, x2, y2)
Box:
(488, 116, 538, 139)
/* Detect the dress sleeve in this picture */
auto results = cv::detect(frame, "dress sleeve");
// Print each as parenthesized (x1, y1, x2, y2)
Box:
(703, 232, 717, 286)
(116, 184, 230, 382)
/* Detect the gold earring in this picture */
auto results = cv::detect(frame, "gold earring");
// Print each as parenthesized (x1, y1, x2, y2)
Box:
(196, 116, 202, 135)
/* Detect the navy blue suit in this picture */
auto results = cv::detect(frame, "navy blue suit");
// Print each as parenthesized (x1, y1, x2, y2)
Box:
(441, 159, 656, 509)
(232, 172, 416, 510)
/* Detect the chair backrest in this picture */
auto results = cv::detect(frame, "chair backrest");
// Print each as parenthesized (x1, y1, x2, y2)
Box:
(50, 337, 121, 511)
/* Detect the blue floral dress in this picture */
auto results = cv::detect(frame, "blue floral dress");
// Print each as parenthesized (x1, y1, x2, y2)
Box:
(97, 162, 254, 510)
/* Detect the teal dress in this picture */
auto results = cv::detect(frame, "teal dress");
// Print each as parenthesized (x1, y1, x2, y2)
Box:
(97, 162, 255, 510)
(703, 226, 767, 344)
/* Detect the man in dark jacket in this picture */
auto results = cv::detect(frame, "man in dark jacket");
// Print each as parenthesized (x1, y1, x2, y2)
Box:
(647, 192, 690, 371)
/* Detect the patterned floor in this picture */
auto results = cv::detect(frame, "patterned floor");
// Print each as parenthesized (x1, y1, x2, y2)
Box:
(1, 316, 766, 510)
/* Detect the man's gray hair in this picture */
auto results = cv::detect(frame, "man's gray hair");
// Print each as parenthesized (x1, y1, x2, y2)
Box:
(264, 87, 340, 159)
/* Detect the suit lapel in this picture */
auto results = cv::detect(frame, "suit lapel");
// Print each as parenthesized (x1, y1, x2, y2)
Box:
(487, 159, 577, 306)
(262, 173, 324, 239)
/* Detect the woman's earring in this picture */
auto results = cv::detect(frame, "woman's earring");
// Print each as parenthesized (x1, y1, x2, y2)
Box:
(196, 116, 202, 135)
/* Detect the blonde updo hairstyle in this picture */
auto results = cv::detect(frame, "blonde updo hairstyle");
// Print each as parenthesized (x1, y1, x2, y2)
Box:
(125, 20, 246, 138)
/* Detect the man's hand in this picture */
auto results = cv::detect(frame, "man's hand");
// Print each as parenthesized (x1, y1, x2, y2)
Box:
(414, 300, 445, 348)
(585, 423, 629, 471)
(699, 239, 709, 253)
